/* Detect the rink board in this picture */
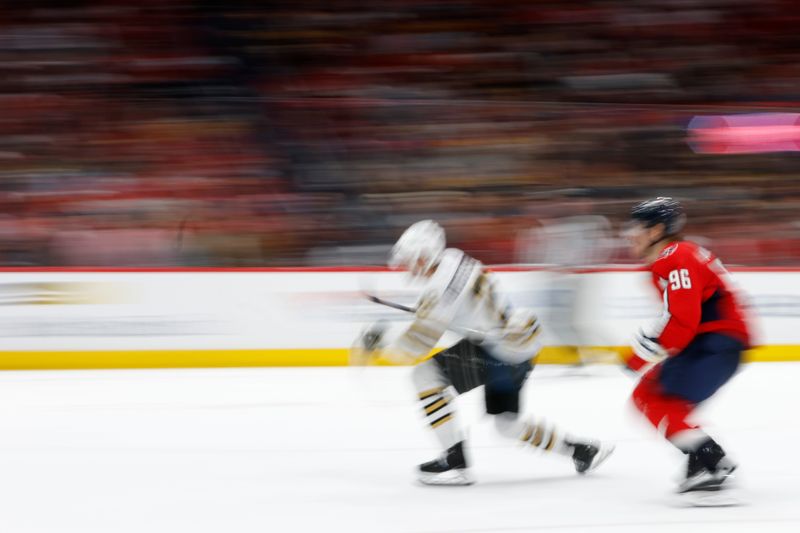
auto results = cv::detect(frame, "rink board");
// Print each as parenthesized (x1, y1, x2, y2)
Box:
(0, 267, 796, 369)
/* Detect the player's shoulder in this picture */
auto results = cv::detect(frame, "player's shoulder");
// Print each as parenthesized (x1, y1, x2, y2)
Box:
(651, 240, 699, 272)
(439, 247, 466, 267)
(427, 248, 481, 295)
(427, 248, 465, 288)
(438, 247, 484, 268)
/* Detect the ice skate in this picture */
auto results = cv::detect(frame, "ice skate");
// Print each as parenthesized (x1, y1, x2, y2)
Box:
(418, 441, 474, 486)
(678, 467, 739, 507)
(569, 440, 615, 474)
(677, 441, 739, 507)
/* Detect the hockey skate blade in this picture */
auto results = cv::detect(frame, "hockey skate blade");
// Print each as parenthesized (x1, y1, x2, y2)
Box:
(418, 468, 474, 486)
(679, 488, 741, 508)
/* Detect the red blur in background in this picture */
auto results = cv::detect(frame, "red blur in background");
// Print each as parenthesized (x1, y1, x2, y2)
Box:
(1, 0, 800, 267)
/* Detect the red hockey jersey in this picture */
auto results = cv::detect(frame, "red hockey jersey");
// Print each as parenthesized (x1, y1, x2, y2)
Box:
(642, 240, 750, 355)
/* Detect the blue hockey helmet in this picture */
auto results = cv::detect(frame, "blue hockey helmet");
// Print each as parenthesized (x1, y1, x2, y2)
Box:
(629, 197, 686, 236)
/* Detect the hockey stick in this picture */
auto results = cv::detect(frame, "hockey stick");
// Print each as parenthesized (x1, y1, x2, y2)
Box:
(363, 292, 417, 314)
(363, 292, 503, 340)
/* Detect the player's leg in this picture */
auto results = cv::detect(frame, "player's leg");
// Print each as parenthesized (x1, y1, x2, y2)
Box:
(632, 374, 737, 490)
(632, 333, 743, 497)
(411, 359, 469, 484)
(484, 353, 614, 474)
(411, 340, 485, 485)
(660, 333, 742, 495)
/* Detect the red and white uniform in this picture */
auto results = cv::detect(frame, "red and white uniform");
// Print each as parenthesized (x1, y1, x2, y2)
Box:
(629, 240, 750, 371)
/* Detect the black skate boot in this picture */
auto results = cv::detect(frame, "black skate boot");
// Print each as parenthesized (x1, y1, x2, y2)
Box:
(418, 441, 473, 485)
(569, 440, 615, 474)
(678, 438, 738, 506)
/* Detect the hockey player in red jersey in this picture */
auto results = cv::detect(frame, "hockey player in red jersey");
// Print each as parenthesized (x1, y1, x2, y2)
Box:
(624, 197, 749, 503)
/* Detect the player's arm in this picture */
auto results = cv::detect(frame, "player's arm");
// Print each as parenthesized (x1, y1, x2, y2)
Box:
(627, 258, 703, 373)
(352, 289, 451, 365)
(382, 290, 450, 364)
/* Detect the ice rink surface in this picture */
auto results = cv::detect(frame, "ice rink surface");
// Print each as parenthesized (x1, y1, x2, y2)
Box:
(0, 363, 798, 533)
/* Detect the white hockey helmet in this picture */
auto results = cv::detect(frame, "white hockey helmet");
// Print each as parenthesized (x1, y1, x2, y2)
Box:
(389, 220, 446, 277)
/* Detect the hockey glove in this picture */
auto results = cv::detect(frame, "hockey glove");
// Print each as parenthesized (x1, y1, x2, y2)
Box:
(350, 321, 387, 366)
(625, 329, 667, 376)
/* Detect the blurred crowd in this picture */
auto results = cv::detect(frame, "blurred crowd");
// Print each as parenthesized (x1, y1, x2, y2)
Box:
(2, 0, 800, 267)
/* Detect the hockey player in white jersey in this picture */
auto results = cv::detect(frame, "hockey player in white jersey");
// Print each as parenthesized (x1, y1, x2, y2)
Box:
(352, 220, 614, 485)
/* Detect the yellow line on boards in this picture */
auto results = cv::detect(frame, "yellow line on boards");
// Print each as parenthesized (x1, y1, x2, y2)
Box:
(0, 345, 796, 370)
(0, 349, 350, 370)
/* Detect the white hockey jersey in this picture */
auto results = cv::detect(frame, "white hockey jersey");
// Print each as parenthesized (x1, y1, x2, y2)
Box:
(385, 248, 542, 365)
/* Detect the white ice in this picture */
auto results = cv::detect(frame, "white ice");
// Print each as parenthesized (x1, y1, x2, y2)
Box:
(0, 363, 798, 533)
